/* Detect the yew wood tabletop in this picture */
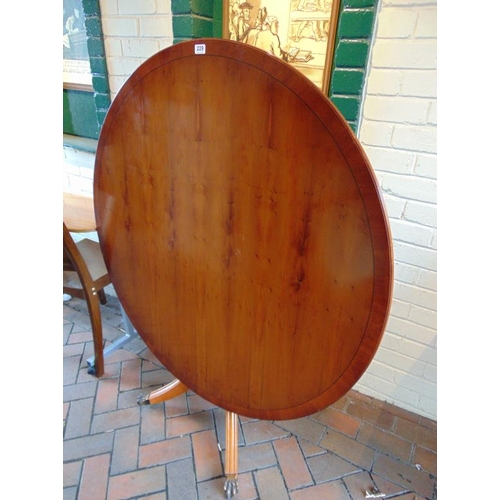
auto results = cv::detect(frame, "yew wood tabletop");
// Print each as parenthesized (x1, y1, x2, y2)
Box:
(94, 39, 393, 421)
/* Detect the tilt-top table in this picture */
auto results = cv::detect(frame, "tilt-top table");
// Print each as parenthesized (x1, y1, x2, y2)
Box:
(94, 38, 393, 498)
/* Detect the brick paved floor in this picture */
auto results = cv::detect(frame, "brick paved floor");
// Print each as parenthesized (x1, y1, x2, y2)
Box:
(63, 293, 437, 500)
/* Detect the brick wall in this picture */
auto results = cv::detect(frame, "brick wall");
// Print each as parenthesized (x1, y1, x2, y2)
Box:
(100, 0, 174, 98)
(355, 0, 437, 419)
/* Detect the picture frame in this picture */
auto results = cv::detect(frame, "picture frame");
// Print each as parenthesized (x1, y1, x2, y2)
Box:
(223, 0, 341, 95)
(63, 0, 93, 91)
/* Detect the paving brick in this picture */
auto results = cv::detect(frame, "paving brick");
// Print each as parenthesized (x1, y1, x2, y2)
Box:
(188, 393, 218, 413)
(307, 451, 359, 483)
(91, 406, 141, 434)
(167, 458, 197, 500)
(289, 480, 351, 500)
(140, 404, 166, 444)
(63, 356, 82, 386)
(238, 442, 277, 473)
(119, 358, 143, 391)
(139, 435, 191, 467)
(298, 437, 327, 458)
(64, 432, 114, 461)
(320, 428, 375, 470)
(111, 425, 140, 474)
(65, 397, 94, 439)
(242, 420, 289, 445)
(357, 422, 413, 461)
(372, 453, 436, 499)
(343, 470, 403, 500)
(413, 444, 437, 476)
(254, 466, 289, 500)
(345, 397, 396, 431)
(95, 377, 119, 414)
(63, 380, 98, 403)
(63, 460, 82, 488)
(193, 429, 223, 481)
(275, 417, 325, 445)
(311, 406, 361, 437)
(108, 465, 166, 500)
(79, 453, 110, 500)
(164, 393, 190, 418)
(273, 436, 313, 490)
(198, 472, 257, 500)
(395, 416, 437, 452)
(166, 410, 214, 437)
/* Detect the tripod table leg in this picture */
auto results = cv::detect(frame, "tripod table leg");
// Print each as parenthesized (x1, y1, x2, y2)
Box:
(137, 378, 188, 405)
(223, 411, 239, 498)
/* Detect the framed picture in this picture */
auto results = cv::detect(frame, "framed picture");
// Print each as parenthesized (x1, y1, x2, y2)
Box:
(63, 0, 93, 90)
(223, 0, 340, 95)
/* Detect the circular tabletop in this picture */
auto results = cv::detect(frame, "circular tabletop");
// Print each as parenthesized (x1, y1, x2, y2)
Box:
(94, 39, 393, 420)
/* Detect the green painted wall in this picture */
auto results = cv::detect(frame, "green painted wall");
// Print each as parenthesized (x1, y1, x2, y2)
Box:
(63, 0, 110, 139)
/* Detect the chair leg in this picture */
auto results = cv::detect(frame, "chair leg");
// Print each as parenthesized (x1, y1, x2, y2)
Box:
(97, 289, 107, 305)
(86, 291, 105, 377)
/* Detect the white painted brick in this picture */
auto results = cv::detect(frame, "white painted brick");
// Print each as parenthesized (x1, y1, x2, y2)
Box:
(409, 304, 437, 329)
(101, 0, 118, 15)
(376, 347, 427, 377)
(424, 363, 436, 383)
(139, 16, 173, 37)
(104, 38, 123, 57)
(366, 69, 403, 95)
(394, 261, 420, 285)
(389, 299, 412, 319)
(418, 394, 436, 419)
(403, 199, 436, 227)
(380, 172, 437, 203)
(390, 218, 434, 246)
(427, 100, 437, 125)
(429, 230, 436, 250)
(380, 331, 402, 351)
(381, 193, 406, 219)
(358, 120, 394, 147)
(363, 96, 429, 125)
(156, 0, 172, 14)
(109, 75, 128, 98)
(393, 370, 435, 397)
(102, 16, 139, 37)
(119, 56, 146, 75)
(118, 0, 157, 15)
(416, 268, 436, 291)
(414, 8, 437, 38)
(413, 153, 436, 179)
(393, 240, 436, 271)
(399, 338, 437, 364)
(356, 372, 419, 411)
(393, 280, 437, 309)
(122, 38, 161, 58)
(387, 316, 436, 346)
(392, 124, 437, 153)
(365, 145, 416, 174)
(382, 0, 436, 7)
(159, 38, 174, 51)
(376, 8, 418, 38)
(401, 70, 437, 98)
(371, 40, 437, 70)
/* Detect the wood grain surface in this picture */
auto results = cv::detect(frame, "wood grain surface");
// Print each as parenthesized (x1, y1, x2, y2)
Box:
(94, 39, 393, 420)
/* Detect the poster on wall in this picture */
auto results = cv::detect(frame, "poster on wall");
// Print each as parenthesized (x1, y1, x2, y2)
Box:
(63, 0, 92, 90)
(223, 0, 340, 95)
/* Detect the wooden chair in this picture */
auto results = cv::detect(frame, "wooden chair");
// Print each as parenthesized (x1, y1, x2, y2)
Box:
(63, 222, 110, 377)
